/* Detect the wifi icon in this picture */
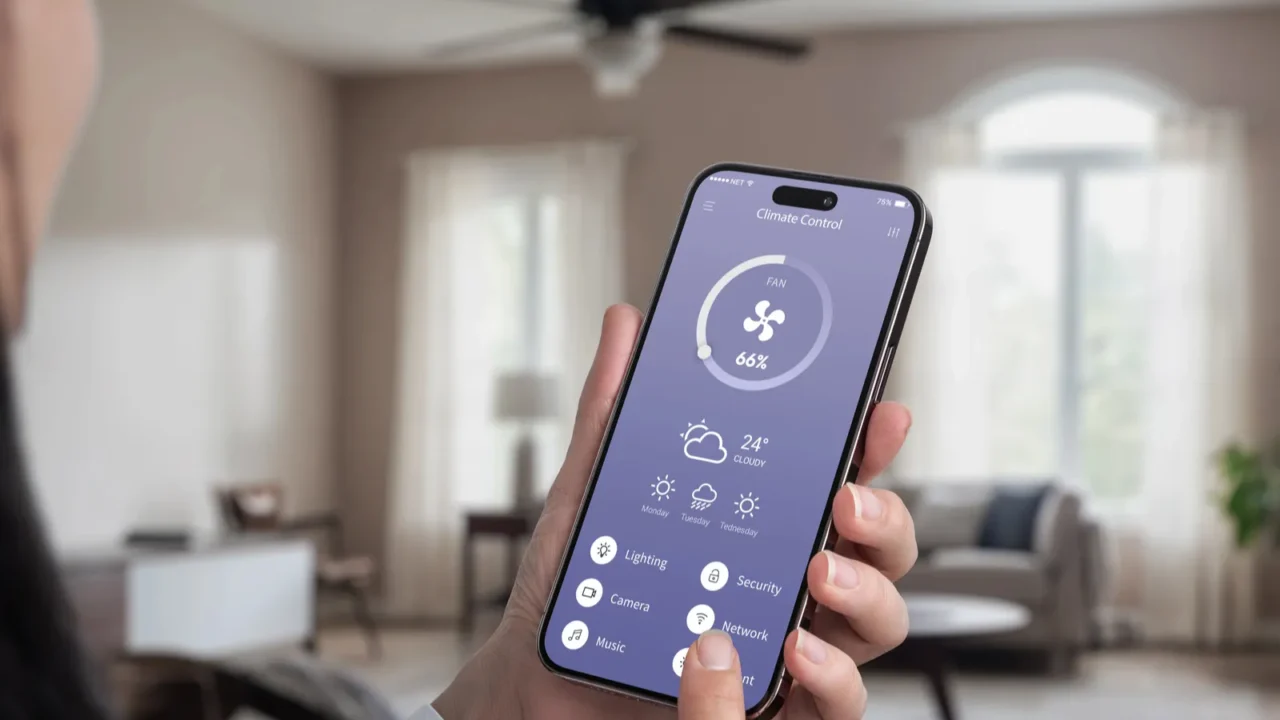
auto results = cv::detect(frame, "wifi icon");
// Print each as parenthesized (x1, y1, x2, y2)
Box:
(686, 603, 716, 634)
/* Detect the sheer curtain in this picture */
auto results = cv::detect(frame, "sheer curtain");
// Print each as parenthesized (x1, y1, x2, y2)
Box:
(892, 122, 996, 481)
(1139, 111, 1254, 644)
(549, 142, 626, 481)
(897, 111, 1256, 644)
(384, 141, 626, 619)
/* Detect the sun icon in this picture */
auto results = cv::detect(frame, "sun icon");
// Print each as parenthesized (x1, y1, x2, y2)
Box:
(651, 474, 675, 501)
(734, 493, 760, 519)
(681, 419, 709, 441)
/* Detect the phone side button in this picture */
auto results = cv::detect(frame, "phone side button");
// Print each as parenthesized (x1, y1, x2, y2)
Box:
(872, 345, 896, 403)
(798, 595, 818, 630)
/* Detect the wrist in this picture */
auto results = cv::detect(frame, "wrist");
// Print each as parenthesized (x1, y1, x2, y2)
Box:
(432, 635, 523, 720)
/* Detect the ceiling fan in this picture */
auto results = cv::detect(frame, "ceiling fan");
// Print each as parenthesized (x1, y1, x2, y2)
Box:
(434, 0, 812, 97)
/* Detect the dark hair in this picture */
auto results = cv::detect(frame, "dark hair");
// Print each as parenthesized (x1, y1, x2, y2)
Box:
(0, 3, 112, 718)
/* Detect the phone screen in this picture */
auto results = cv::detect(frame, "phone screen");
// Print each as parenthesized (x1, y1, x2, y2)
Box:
(540, 167, 921, 711)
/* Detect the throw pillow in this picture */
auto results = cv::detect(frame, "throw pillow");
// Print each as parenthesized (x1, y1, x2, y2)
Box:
(977, 483, 1053, 551)
(911, 485, 992, 553)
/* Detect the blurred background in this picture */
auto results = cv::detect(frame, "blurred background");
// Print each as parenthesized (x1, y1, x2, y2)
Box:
(26, 0, 1280, 718)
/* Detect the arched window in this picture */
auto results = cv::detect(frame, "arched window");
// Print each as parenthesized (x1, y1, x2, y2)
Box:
(979, 91, 1158, 154)
(901, 68, 1181, 506)
(901, 67, 1253, 643)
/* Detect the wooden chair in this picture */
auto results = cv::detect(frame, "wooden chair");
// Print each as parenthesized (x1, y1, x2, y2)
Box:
(215, 483, 381, 659)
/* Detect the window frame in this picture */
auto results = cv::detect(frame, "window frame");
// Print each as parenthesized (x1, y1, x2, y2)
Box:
(955, 67, 1182, 519)
(491, 164, 561, 372)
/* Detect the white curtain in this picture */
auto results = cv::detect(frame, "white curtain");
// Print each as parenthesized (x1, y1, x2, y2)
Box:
(1138, 111, 1254, 644)
(898, 111, 1256, 644)
(384, 141, 626, 619)
(549, 142, 627, 478)
(892, 121, 993, 481)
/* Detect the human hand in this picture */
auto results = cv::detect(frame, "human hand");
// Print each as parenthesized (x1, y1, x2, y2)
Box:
(432, 305, 917, 719)
(675, 630, 746, 719)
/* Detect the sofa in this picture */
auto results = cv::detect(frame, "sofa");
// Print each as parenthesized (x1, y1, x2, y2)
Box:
(890, 480, 1105, 671)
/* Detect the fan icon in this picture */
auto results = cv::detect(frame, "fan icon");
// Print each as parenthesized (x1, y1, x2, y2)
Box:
(743, 300, 786, 342)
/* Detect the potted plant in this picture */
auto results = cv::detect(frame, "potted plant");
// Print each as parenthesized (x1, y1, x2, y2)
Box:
(1216, 442, 1280, 549)
(1215, 441, 1280, 644)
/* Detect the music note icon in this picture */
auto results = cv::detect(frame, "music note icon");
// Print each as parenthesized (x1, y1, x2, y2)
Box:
(562, 620, 589, 650)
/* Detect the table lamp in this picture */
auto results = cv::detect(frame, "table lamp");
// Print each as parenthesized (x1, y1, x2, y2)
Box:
(494, 372, 559, 511)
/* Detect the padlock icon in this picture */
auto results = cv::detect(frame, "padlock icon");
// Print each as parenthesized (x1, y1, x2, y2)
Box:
(708, 568, 721, 584)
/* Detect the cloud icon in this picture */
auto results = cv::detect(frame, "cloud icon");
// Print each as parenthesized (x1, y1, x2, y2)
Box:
(683, 423, 728, 465)
(691, 483, 718, 511)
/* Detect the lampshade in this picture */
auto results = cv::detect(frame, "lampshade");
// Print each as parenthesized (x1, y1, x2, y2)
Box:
(493, 372, 559, 420)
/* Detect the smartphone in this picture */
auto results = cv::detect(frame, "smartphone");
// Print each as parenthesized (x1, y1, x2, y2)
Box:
(537, 163, 931, 717)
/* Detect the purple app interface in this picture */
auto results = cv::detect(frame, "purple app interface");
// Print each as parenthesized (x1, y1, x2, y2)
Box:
(543, 170, 915, 708)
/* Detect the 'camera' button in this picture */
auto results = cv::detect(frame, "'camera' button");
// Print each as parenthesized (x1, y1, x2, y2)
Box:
(576, 578, 604, 608)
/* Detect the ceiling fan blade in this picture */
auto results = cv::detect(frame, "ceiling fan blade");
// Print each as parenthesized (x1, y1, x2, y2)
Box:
(465, 0, 568, 9)
(425, 18, 582, 60)
(664, 23, 810, 59)
(642, 0, 745, 11)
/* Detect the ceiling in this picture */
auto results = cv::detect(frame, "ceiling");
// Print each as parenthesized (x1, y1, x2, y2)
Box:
(186, 0, 1274, 72)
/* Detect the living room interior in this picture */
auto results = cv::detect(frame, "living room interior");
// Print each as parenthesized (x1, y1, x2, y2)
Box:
(22, 0, 1280, 718)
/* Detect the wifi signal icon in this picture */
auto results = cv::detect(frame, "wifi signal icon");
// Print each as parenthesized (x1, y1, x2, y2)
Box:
(687, 604, 716, 633)
(746, 180, 754, 187)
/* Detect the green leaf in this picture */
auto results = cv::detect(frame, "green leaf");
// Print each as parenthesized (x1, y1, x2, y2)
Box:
(1215, 441, 1279, 550)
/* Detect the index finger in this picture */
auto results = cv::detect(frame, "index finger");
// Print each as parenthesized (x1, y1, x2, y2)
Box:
(855, 401, 911, 485)
(543, 304, 643, 516)
(678, 631, 746, 720)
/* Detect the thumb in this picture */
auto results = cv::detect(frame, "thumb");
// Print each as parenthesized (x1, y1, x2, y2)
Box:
(504, 304, 642, 629)
(679, 631, 746, 720)
(547, 304, 643, 515)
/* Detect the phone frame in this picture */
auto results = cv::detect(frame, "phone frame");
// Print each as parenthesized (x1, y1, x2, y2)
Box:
(536, 162, 933, 718)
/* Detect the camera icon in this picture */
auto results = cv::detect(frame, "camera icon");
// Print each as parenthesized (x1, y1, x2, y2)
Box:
(576, 578, 603, 608)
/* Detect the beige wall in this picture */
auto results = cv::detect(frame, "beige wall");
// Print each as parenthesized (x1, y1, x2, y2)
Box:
(16, 0, 335, 550)
(336, 9, 1280, 613)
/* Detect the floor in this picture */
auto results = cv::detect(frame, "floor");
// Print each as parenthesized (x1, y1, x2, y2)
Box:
(317, 628, 1280, 720)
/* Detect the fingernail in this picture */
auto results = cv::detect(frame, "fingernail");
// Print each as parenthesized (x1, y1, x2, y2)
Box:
(847, 484, 883, 520)
(696, 630, 736, 671)
(824, 550, 860, 589)
(796, 629, 828, 664)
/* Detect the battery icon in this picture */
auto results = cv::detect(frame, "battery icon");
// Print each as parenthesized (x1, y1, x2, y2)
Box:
(893, 200, 908, 208)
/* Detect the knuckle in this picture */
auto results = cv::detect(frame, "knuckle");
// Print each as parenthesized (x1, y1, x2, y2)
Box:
(880, 489, 911, 529)
(853, 673, 869, 717)
(863, 573, 909, 648)
(831, 659, 870, 718)
(881, 585, 911, 648)
(879, 487, 905, 509)
(898, 534, 920, 578)
(883, 491, 920, 578)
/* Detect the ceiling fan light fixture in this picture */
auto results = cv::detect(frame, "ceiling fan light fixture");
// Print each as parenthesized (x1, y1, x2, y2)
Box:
(582, 21, 663, 98)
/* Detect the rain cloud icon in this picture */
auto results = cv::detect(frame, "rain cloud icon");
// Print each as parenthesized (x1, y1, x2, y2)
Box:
(682, 419, 728, 465)
(691, 483, 718, 511)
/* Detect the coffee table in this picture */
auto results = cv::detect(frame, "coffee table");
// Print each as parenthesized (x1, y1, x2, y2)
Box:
(898, 594, 1032, 720)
